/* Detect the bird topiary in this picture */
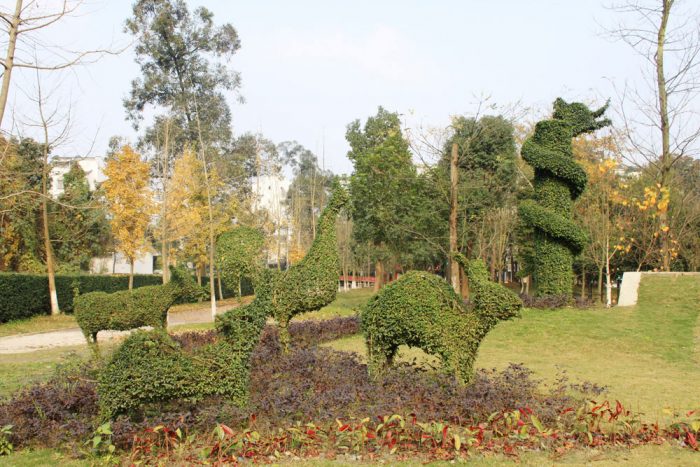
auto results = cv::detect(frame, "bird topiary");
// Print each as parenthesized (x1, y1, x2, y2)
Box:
(362, 253, 521, 385)
(519, 98, 610, 298)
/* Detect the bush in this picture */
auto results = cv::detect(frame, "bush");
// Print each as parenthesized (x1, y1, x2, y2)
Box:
(0, 272, 162, 323)
(518, 98, 610, 298)
(362, 257, 521, 385)
(98, 330, 250, 418)
(74, 267, 203, 342)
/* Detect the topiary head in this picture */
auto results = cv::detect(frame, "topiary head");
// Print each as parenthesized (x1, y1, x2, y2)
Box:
(552, 98, 611, 137)
(169, 266, 207, 301)
(325, 179, 349, 213)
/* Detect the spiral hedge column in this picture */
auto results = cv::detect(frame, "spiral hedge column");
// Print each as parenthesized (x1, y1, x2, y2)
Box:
(519, 98, 610, 298)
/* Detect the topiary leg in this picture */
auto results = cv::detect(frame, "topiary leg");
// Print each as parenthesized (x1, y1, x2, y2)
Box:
(278, 320, 291, 352)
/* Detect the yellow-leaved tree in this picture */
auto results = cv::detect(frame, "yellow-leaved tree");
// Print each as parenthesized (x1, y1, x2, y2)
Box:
(103, 145, 154, 290)
(166, 148, 228, 287)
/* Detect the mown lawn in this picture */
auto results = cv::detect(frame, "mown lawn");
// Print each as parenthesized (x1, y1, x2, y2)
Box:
(324, 275, 700, 423)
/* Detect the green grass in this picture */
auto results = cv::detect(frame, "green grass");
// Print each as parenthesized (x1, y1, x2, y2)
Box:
(324, 275, 700, 422)
(1, 449, 89, 466)
(294, 287, 373, 321)
(0, 346, 93, 398)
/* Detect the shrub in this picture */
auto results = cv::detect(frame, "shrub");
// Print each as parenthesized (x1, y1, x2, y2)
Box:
(216, 226, 264, 297)
(518, 98, 610, 298)
(0, 272, 162, 323)
(74, 267, 203, 343)
(362, 256, 521, 384)
(97, 330, 250, 418)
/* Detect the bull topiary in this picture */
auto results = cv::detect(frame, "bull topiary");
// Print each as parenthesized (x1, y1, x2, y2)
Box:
(362, 253, 522, 385)
(519, 98, 610, 298)
(74, 267, 202, 344)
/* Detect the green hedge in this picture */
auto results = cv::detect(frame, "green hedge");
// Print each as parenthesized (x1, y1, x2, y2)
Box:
(0, 273, 163, 323)
(0, 272, 255, 323)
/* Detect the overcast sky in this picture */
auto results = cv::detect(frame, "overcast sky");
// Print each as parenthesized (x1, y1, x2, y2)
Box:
(4, 0, 698, 174)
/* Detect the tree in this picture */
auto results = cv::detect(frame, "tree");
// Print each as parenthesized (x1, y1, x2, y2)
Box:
(0, 0, 116, 129)
(124, 0, 241, 150)
(166, 147, 227, 293)
(346, 107, 416, 290)
(609, 0, 700, 271)
(102, 145, 154, 290)
(281, 141, 333, 256)
(216, 226, 264, 298)
(574, 133, 626, 306)
(51, 163, 110, 271)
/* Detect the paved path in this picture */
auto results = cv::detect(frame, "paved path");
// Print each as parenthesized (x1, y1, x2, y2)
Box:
(0, 303, 240, 355)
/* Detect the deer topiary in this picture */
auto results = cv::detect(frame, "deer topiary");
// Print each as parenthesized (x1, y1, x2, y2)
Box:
(216, 183, 349, 351)
(74, 267, 203, 344)
(362, 253, 522, 385)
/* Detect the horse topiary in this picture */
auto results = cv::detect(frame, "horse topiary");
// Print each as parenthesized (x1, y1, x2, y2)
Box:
(362, 253, 522, 385)
(518, 98, 610, 298)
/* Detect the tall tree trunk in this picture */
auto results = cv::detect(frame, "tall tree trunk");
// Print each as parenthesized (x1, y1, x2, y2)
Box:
(656, 0, 672, 272)
(581, 267, 587, 300)
(217, 267, 224, 301)
(160, 118, 171, 283)
(374, 260, 384, 292)
(128, 258, 134, 291)
(448, 142, 460, 292)
(605, 237, 612, 308)
(597, 266, 603, 304)
(41, 195, 60, 314)
(0, 0, 22, 129)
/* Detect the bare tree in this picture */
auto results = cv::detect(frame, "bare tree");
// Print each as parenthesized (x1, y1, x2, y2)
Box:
(18, 68, 72, 315)
(608, 0, 700, 271)
(0, 0, 120, 129)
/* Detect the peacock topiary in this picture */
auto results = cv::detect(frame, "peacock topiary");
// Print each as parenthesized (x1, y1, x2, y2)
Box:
(518, 98, 610, 298)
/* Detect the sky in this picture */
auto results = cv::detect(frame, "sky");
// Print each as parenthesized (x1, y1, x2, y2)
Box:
(4, 0, 697, 175)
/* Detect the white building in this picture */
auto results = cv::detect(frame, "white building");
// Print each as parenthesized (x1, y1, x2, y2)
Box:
(252, 174, 291, 266)
(50, 156, 106, 198)
(90, 251, 159, 275)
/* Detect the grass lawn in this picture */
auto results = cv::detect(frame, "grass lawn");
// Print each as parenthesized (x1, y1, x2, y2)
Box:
(324, 275, 700, 423)
(0, 345, 94, 397)
(295, 287, 373, 321)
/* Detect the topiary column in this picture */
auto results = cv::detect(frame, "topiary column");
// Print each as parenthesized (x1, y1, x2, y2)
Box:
(519, 98, 610, 298)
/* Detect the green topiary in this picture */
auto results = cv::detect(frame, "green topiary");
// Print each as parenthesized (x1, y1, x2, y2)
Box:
(271, 184, 348, 350)
(362, 253, 521, 385)
(519, 98, 610, 298)
(217, 183, 348, 351)
(216, 226, 265, 297)
(74, 267, 203, 343)
(97, 329, 249, 418)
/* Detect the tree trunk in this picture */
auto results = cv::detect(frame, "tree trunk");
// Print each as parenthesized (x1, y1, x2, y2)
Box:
(448, 142, 460, 292)
(374, 260, 384, 292)
(238, 277, 242, 301)
(581, 267, 587, 300)
(596, 266, 603, 304)
(656, 0, 672, 272)
(217, 267, 224, 301)
(42, 195, 60, 315)
(0, 0, 22, 129)
(605, 237, 612, 308)
(160, 118, 171, 284)
(129, 258, 134, 291)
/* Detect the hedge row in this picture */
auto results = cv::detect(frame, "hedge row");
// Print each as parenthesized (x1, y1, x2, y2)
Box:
(0, 273, 253, 323)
